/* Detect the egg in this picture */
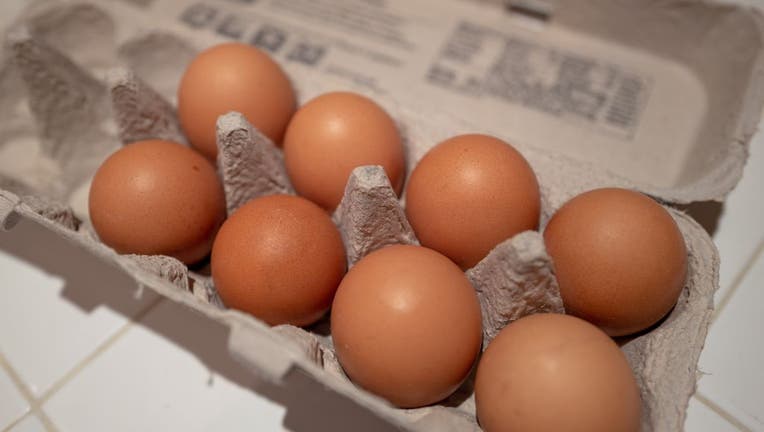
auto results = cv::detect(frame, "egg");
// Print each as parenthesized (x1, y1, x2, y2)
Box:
(331, 245, 482, 408)
(543, 188, 687, 336)
(178, 42, 296, 159)
(283, 91, 405, 211)
(211, 194, 346, 326)
(88, 139, 225, 264)
(405, 134, 540, 269)
(475, 313, 641, 432)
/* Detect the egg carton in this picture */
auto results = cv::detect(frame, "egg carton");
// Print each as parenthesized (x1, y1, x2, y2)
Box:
(1, 0, 763, 431)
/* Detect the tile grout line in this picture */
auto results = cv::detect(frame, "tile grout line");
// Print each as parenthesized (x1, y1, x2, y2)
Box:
(694, 392, 754, 432)
(0, 294, 164, 432)
(35, 295, 166, 409)
(0, 357, 39, 432)
(692, 239, 764, 432)
(1, 412, 30, 432)
(0, 351, 37, 404)
(31, 411, 56, 432)
(0, 355, 57, 432)
(712, 237, 764, 323)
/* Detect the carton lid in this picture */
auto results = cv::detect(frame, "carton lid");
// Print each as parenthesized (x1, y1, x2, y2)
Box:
(5, 0, 763, 206)
(235, 0, 764, 204)
(360, 0, 764, 204)
(550, 0, 764, 204)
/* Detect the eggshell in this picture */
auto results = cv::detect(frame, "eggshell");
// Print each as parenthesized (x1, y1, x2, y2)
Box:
(405, 134, 540, 269)
(331, 244, 482, 408)
(211, 194, 346, 327)
(283, 91, 405, 211)
(543, 188, 688, 336)
(475, 313, 641, 432)
(88, 139, 225, 264)
(177, 42, 296, 159)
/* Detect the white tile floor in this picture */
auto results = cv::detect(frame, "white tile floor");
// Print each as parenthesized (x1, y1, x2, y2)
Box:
(2, 2, 764, 432)
(7, 415, 46, 432)
(685, 397, 742, 432)
(0, 219, 288, 432)
(43, 300, 286, 432)
(0, 226, 158, 398)
(0, 366, 28, 429)
(695, 245, 764, 431)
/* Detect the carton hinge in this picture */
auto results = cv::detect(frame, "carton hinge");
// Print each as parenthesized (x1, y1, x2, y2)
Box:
(0, 191, 21, 231)
(505, 0, 555, 22)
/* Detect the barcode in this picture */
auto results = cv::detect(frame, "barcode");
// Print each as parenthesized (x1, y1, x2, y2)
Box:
(605, 77, 643, 130)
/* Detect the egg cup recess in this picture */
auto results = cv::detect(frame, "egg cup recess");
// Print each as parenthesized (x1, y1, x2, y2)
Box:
(211, 112, 565, 347)
(106, 63, 592, 414)
(106, 64, 696, 423)
(1, 26, 719, 432)
(105, 58, 568, 398)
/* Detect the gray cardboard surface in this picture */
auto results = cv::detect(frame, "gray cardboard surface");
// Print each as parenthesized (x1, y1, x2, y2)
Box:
(215, 111, 294, 216)
(0, 0, 758, 430)
(466, 230, 564, 345)
(334, 165, 419, 268)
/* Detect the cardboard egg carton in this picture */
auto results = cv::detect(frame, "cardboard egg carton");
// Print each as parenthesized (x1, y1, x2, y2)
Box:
(1, 0, 763, 430)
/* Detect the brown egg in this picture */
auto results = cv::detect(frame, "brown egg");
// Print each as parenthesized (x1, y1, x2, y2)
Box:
(211, 194, 346, 326)
(88, 139, 226, 264)
(543, 188, 687, 336)
(178, 42, 296, 159)
(283, 91, 405, 211)
(331, 245, 482, 408)
(405, 134, 540, 270)
(475, 313, 641, 432)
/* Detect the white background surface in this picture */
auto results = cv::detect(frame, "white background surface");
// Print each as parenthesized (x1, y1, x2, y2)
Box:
(1, 1, 764, 431)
